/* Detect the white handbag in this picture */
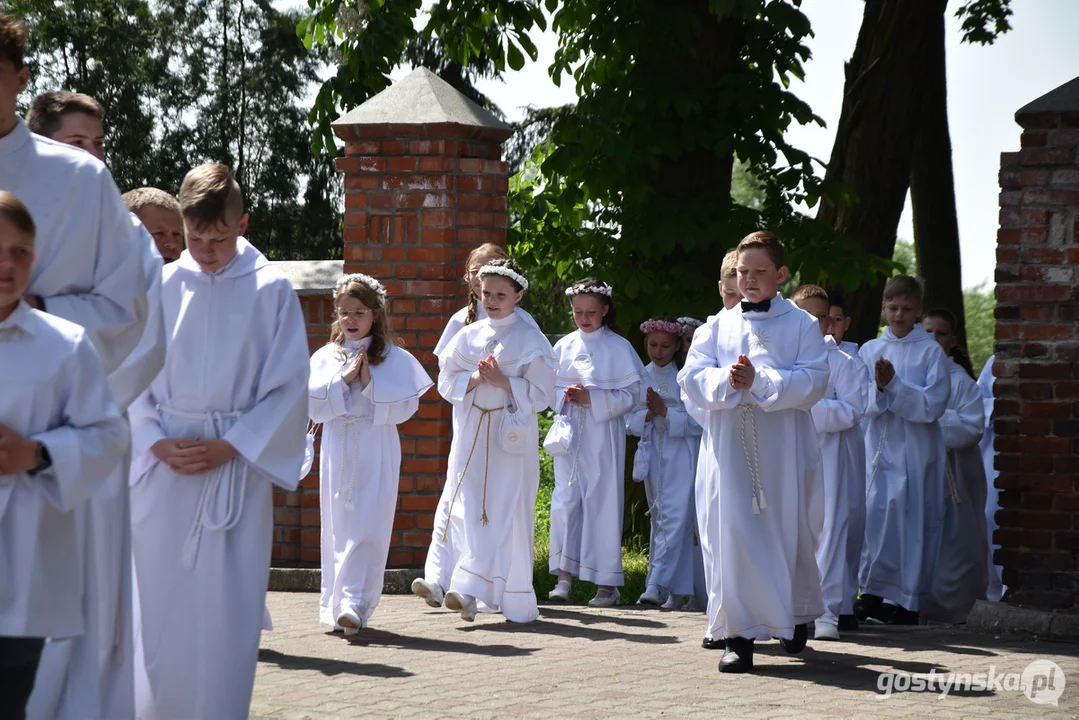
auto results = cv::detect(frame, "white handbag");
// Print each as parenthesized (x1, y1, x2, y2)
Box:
(543, 413, 574, 456)
(632, 426, 652, 482)
(499, 398, 531, 454)
(299, 421, 319, 480)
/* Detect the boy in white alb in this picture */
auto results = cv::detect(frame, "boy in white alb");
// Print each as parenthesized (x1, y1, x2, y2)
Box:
(792, 285, 866, 641)
(856, 275, 950, 625)
(129, 165, 310, 719)
(922, 310, 988, 623)
(679, 232, 828, 673)
(25, 89, 166, 720)
(0, 191, 129, 718)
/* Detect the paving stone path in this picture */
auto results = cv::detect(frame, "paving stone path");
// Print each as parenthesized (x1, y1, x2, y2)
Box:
(251, 591, 1079, 719)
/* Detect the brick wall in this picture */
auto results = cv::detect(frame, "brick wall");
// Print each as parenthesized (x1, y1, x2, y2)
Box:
(993, 79, 1079, 610)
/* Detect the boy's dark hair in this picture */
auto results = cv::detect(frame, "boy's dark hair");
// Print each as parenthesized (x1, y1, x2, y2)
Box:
(883, 274, 923, 303)
(0, 190, 35, 240)
(736, 230, 785, 269)
(26, 91, 103, 137)
(828, 291, 849, 316)
(792, 284, 828, 304)
(0, 12, 27, 69)
(178, 164, 244, 231)
(924, 307, 958, 333)
(567, 277, 621, 334)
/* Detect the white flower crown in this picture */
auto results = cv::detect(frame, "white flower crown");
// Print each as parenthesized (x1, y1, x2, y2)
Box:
(478, 263, 529, 291)
(335, 273, 387, 302)
(678, 317, 704, 329)
(565, 283, 613, 297)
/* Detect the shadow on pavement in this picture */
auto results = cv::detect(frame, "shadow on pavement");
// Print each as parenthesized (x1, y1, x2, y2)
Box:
(336, 628, 539, 658)
(258, 648, 414, 678)
(458, 615, 680, 645)
(538, 607, 670, 629)
(844, 624, 1079, 659)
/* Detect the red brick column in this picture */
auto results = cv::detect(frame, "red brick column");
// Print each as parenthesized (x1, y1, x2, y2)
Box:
(993, 79, 1079, 610)
(330, 120, 511, 568)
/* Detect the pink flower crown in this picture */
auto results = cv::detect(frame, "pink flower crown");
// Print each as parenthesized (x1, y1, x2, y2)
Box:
(639, 318, 684, 337)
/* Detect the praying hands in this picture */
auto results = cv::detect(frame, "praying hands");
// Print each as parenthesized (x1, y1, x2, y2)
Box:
(730, 354, 755, 390)
(875, 357, 895, 391)
(645, 387, 667, 421)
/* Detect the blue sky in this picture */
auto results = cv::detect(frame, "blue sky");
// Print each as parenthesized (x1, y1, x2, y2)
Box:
(319, 0, 1079, 289)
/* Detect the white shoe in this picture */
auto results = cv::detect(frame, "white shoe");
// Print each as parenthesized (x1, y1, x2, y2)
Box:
(588, 587, 621, 608)
(548, 581, 571, 602)
(814, 618, 841, 641)
(336, 607, 361, 635)
(443, 591, 478, 622)
(660, 594, 684, 610)
(411, 578, 444, 608)
(638, 584, 664, 606)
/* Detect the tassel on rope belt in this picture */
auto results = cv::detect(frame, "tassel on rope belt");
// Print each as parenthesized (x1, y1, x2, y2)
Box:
(339, 415, 371, 510)
(866, 415, 891, 497)
(159, 406, 248, 569)
(738, 404, 766, 514)
(442, 406, 498, 540)
(944, 450, 961, 506)
(645, 421, 668, 549)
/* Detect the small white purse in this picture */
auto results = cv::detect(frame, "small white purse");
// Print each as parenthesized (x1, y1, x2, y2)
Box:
(499, 397, 531, 454)
(632, 426, 652, 482)
(543, 413, 574, 456)
(299, 421, 320, 480)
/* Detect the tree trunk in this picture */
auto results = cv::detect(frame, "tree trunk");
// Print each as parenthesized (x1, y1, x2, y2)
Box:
(816, 0, 947, 344)
(909, 7, 967, 346)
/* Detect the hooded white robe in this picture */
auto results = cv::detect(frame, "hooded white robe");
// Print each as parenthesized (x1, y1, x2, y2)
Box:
(310, 338, 432, 627)
(0, 303, 128, 642)
(549, 326, 643, 587)
(29, 221, 165, 720)
(679, 295, 828, 642)
(438, 310, 555, 621)
(977, 356, 1006, 602)
(627, 362, 702, 596)
(424, 303, 539, 594)
(128, 238, 309, 720)
(858, 325, 950, 612)
(924, 359, 989, 624)
(811, 337, 867, 623)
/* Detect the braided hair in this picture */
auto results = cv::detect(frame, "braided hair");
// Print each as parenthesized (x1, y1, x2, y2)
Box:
(464, 243, 509, 325)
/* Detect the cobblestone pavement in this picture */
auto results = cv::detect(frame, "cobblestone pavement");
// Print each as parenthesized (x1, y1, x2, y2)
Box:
(252, 592, 1079, 719)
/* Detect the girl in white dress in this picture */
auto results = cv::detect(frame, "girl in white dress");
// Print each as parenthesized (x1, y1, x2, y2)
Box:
(310, 274, 433, 633)
(413, 243, 538, 608)
(627, 318, 703, 608)
(548, 279, 643, 607)
(436, 259, 555, 622)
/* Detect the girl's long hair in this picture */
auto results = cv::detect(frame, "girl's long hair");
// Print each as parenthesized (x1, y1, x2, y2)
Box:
(568, 276, 621, 334)
(465, 243, 509, 325)
(330, 280, 394, 366)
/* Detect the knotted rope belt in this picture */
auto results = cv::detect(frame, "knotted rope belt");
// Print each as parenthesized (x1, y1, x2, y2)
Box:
(442, 406, 497, 540)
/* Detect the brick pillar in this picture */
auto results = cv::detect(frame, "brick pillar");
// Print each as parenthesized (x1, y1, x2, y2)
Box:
(993, 76, 1079, 610)
(331, 68, 513, 568)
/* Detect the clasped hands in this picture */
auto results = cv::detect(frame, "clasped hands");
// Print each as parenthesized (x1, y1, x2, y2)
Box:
(564, 384, 591, 406)
(342, 346, 372, 389)
(151, 437, 237, 475)
(472, 354, 511, 392)
(645, 387, 667, 421)
(729, 354, 756, 391)
(874, 357, 895, 392)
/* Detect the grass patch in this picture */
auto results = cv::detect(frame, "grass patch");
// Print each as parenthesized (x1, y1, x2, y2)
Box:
(532, 412, 649, 604)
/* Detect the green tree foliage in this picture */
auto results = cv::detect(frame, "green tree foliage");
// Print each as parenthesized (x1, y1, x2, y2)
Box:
(301, 0, 894, 329)
(12, 0, 342, 260)
(964, 282, 995, 376)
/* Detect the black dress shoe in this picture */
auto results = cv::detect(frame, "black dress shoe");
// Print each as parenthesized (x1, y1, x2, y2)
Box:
(702, 637, 725, 650)
(888, 607, 920, 625)
(854, 594, 882, 621)
(780, 623, 808, 654)
(719, 637, 754, 673)
(837, 614, 859, 632)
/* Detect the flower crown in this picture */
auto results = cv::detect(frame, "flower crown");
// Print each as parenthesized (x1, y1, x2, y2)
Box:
(478, 263, 529, 291)
(640, 318, 684, 337)
(565, 282, 613, 298)
(335, 273, 386, 303)
(678, 316, 704, 339)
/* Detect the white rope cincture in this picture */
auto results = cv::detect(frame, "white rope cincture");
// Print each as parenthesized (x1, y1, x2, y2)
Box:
(944, 450, 961, 506)
(739, 404, 766, 514)
(567, 403, 587, 490)
(341, 415, 371, 510)
(866, 415, 891, 497)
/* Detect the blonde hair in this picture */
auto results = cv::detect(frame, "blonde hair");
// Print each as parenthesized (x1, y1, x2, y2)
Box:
(465, 243, 509, 325)
(330, 279, 394, 366)
(736, 230, 785, 269)
(179, 164, 244, 230)
(0, 190, 35, 241)
(123, 187, 181, 217)
(26, 91, 103, 137)
(792, 284, 828, 304)
(721, 250, 738, 279)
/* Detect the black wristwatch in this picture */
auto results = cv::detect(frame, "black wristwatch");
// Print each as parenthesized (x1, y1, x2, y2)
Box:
(28, 442, 53, 476)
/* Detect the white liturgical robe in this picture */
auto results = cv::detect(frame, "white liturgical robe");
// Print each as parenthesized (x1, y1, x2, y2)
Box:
(679, 295, 828, 643)
(129, 238, 309, 719)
